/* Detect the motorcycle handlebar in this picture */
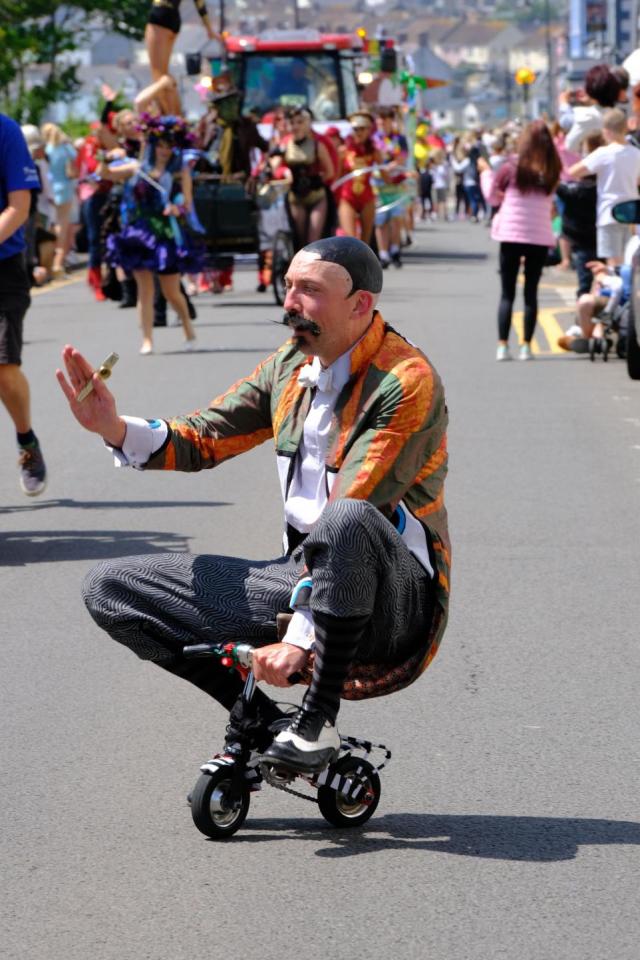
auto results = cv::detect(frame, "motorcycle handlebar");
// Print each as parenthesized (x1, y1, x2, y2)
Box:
(182, 641, 304, 685)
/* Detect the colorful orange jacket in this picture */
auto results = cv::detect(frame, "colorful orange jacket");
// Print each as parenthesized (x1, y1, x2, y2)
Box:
(145, 311, 450, 693)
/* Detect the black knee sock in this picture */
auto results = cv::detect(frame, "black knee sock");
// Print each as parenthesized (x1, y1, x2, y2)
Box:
(304, 610, 369, 723)
(17, 429, 37, 447)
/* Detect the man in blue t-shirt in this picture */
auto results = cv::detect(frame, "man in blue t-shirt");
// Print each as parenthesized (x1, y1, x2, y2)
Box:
(0, 112, 47, 495)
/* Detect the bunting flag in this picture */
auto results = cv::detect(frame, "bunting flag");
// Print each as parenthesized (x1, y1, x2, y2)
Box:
(397, 71, 449, 94)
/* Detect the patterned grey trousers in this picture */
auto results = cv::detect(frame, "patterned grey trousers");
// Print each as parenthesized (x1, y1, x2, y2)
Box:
(82, 499, 434, 710)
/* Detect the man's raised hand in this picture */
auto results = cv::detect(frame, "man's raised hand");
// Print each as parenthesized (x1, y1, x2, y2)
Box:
(56, 345, 126, 447)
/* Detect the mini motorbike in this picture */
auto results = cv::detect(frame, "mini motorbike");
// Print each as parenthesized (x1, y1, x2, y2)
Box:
(183, 640, 391, 840)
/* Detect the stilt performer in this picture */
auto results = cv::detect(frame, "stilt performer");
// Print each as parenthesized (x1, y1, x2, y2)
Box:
(136, 1, 222, 116)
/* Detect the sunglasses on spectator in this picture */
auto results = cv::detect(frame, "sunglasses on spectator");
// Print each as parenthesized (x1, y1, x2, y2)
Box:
(352, 124, 371, 130)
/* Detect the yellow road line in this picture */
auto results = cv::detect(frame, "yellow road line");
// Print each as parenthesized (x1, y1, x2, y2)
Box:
(537, 307, 570, 354)
(31, 274, 83, 297)
(512, 313, 541, 353)
(537, 281, 575, 292)
(512, 307, 574, 354)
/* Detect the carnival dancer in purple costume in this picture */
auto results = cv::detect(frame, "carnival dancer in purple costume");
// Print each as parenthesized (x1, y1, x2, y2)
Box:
(105, 114, 203, 355)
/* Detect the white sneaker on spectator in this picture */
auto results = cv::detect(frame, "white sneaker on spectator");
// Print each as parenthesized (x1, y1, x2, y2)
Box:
(496, 343, 511, 362)
(519, 343, 533, 361)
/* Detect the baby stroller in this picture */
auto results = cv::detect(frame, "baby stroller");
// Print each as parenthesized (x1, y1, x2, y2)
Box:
(589, 262, 632, 362)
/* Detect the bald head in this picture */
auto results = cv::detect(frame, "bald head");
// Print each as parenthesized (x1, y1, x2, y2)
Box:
(302, 237, 383, 296)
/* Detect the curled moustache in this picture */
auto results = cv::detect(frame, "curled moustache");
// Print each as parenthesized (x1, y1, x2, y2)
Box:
(282, 310, 321, 337)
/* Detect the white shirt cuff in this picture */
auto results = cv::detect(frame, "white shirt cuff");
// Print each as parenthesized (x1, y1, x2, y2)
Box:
(283, 609, 315, 651)
(105, 416, 168, 468)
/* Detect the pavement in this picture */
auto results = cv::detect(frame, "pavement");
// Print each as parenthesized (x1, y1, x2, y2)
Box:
(2, 221, 640, 960)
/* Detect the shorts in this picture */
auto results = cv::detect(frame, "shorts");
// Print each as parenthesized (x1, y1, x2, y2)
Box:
(147, 2, 180, 34)
(435, 187, 448, 203)
(0, 295, 29, 365)
(375, 193, 408, 227)
(597, 222, 629, 260)
(288, 187, 326, 210)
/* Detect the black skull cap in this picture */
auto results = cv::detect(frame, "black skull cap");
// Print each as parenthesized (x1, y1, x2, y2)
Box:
(302, 236, 383, 295)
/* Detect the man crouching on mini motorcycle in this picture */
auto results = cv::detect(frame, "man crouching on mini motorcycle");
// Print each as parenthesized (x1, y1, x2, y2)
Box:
(57, 236, 450, 776)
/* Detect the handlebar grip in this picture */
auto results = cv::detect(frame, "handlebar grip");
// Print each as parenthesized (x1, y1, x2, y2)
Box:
(183, 643, 219, 657)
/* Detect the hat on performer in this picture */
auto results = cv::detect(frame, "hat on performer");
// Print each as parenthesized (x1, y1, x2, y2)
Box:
(208, 72, 240, 102)
(137, 113, 194, 148)
(349, 110, 375, 129)
(303, 236, 383, 295)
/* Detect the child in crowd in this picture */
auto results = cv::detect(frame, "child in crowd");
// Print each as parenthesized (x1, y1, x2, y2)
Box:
(569, 108, 640, 266)
(430, 150, 450, 221)
(556, 131, 602, 298)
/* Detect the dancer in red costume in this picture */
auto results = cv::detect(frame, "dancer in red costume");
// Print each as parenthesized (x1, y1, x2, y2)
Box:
(337, 112, 381, 247)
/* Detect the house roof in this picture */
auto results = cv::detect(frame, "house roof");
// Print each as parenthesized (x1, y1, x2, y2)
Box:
(408, 44, 454, 82)
(437, 18, 511, 47)
(513, 22, 565, 51)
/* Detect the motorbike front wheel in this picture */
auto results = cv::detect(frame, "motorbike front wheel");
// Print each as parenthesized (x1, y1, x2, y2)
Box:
(190, 769, 250, 840)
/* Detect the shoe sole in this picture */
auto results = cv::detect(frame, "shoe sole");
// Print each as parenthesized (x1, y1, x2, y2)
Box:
(20, 476, 47, 497)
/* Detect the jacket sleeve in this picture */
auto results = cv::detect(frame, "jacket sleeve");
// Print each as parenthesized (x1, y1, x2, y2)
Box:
(565, 109, 601, 154)
(488, 160, 512, 208)
(143, 351, 278, 471)
(327, 357, 447, 516)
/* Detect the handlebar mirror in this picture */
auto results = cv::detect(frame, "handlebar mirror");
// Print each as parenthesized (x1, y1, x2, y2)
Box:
(612, 199, 640, 224)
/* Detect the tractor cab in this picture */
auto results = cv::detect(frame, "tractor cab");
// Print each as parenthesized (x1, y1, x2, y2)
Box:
(223, 29, 365, 126)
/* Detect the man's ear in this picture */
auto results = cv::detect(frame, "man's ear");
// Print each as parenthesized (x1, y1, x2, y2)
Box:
(351, 291, 375, 316)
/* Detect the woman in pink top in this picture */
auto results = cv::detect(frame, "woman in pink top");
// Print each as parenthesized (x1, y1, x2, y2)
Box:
(490, 120, 562, 360)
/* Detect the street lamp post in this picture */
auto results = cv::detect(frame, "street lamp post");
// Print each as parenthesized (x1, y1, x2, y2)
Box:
(515, 67, 536, 119)
(544, 0, 554, 116)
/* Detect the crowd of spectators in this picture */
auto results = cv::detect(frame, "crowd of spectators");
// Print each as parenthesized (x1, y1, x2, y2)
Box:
(410, 61, 640, 360)
(15, 60, 640, 363)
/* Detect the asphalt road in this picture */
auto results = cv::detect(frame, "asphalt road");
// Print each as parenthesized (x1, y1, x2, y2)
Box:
(2, 222, 639, 960)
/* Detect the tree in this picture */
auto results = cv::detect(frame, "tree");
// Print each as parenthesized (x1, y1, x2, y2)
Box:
(0, 1, 145, 124)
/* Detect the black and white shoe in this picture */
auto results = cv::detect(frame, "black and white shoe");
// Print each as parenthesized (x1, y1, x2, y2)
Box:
(260, 706, 340, 775)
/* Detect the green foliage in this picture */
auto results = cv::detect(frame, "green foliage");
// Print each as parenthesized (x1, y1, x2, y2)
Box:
(99, 0, 147, 41)
(0, 1, 145, 124)
(60, 116, 92, 140)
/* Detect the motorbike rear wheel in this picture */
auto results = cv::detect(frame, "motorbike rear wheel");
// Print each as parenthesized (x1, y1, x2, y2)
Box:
(317, 755, 381, 828)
